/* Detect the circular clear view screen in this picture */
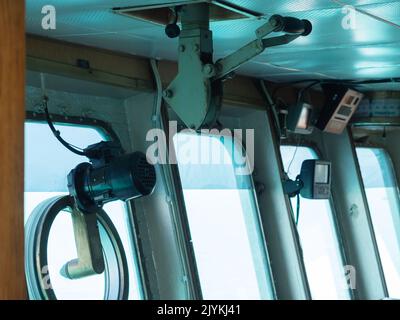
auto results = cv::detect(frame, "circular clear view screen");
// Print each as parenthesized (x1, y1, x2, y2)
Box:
(47, 210, 105, 300)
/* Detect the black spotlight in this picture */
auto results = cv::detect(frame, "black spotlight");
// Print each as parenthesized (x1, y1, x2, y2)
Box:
(68, 141, 156, 213)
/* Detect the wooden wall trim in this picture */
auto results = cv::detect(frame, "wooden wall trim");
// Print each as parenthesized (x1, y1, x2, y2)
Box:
(27, 35, 267, 108)
(26, 35, 326, 112)
(0, 0, 27, 299)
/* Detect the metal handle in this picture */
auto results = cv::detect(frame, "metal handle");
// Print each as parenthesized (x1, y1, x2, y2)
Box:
(60, 207, 105, 280)
(270, 15, 312, 36)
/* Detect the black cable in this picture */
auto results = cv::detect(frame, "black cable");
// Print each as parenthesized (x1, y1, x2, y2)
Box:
(295, 193, 300, 226)
(43, 97, 87, 157)
(272, 77, 400, 100)
(297, 80, 321, 104)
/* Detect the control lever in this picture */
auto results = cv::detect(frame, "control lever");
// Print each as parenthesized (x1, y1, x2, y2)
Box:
(163, 4, 313, 130)
(60, 204, 105, 279)
(271, 15, 313, 36)
(213, 15, 313, 81)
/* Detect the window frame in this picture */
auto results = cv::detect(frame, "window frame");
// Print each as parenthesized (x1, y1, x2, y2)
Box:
(279, 139, 353, 300)
(24, 112, 147, 300)
(26, 111, 120, 144)
(172, 126, 277, 300)
(355, 144, 400, 298)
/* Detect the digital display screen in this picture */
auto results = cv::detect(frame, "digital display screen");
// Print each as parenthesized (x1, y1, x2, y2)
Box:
(337, 105, 353, 117)
(314, 164, 329, 184)
(296, 106, 310, 129)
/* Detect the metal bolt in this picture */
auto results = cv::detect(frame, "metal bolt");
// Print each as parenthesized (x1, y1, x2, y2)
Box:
(163, 90, 173, 98)
(255, 39, 264, 51)
(203, 63, 216, 77)
(350, 204, 359, 217)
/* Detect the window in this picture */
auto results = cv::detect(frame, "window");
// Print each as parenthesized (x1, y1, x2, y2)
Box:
(173, 132, 275, 300)
(280, 146, 351, 300)
(24, 122, 142, 300)
(356, 147, 400, 298)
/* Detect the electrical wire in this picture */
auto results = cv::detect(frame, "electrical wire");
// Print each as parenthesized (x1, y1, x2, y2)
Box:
(43, 97, 86, 156)
(296, 80, 321, 104)
(272, 77, 400, 100)
(260, 80, 282, 137)
(286, 145, 298, 176)
(40, 73, 86, 157)
(286, 136, 302, 176)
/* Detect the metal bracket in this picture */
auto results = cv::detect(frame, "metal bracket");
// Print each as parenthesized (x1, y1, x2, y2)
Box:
(164, 7, 312, 130)
(163, 3, 221, 129)
(213, 15, 312, 80)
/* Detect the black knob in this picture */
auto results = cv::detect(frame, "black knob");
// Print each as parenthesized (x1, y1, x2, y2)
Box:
(165, 23, 181, 38)
(270, 15, 312, 36)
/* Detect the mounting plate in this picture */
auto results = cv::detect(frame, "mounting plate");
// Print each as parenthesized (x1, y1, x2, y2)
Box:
(113, 0, 262, 26)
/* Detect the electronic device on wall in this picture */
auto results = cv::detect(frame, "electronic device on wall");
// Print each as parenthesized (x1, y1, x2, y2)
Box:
(299, 160, 331, 199)
(283, 159, 331, 200)
(286, 102, 315, 135)
(316, 84, 364, 135)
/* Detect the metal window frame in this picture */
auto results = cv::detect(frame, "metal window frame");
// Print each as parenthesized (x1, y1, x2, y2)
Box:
(354, 145, 400, 298)
(279, 140, 354, 300)
(172, 124, 277, 300)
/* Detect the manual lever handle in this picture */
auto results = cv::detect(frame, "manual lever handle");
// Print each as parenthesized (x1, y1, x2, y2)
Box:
(270, 15, 312, 36)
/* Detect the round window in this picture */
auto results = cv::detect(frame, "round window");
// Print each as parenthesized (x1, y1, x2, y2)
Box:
(25, 196, 129, 300)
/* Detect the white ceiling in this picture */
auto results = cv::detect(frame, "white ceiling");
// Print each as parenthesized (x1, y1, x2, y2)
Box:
(26, 0, 400, 91)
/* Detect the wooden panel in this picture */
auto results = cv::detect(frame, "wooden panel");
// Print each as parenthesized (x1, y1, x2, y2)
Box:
(0, 0, 26, 299)
(27, 35, 267, 108)
(27, 35, 153, 91)
(26, 35, 326, 111)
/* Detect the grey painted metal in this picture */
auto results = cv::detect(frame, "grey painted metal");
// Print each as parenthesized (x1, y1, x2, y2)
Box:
(213, 15, 304, 80)
(125, 92, 199, 299)
(164, 3, 217, 129)
(230, 107, 311, 299)
(151, 59, 203, 299)
(60, 208, 105, 280)
(309, 128, 388, 299)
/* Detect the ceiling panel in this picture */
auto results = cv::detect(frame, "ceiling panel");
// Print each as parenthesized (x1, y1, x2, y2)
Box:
(26, 0, 400, 90)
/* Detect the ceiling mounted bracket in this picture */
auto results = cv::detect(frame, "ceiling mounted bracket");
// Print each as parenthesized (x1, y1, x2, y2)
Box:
(163, 5, 312, 129)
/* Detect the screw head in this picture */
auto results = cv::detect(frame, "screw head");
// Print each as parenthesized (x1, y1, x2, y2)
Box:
(203, 64, 216, 77)
(163, 90, 173, 98)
